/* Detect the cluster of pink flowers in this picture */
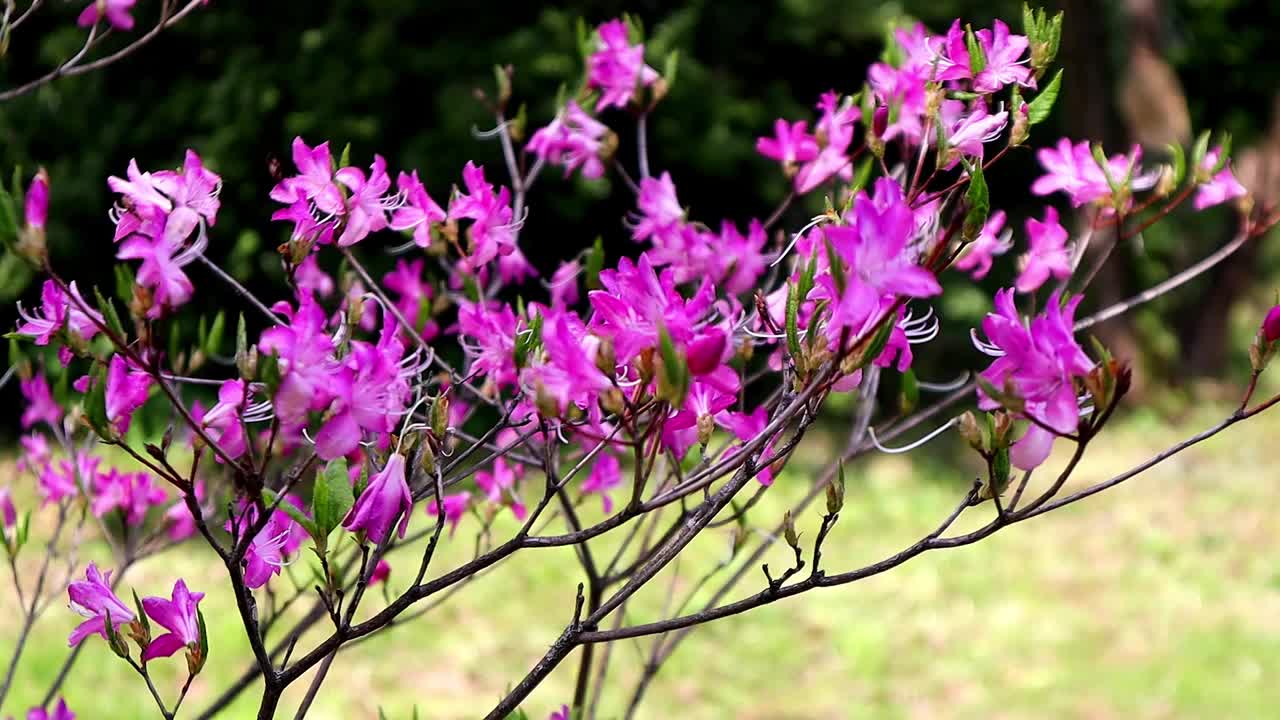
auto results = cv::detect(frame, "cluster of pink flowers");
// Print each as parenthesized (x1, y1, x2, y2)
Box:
(67, 562, 205, 664)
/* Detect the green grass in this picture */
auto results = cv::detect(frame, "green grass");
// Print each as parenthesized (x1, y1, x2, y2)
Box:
(4, 399, 1280, 719)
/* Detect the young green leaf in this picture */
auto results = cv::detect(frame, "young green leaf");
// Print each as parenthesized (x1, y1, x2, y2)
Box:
(1026, 68, 1062, 126)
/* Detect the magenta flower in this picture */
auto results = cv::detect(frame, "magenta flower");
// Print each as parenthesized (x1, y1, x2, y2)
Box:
(1194, 148, 1248, 210)
(528, 102, 612, 179)
(389, 170, 446, 248)
(716, 406, 778, 486)
(150, 150, 222, 246)
(27, 698, 75, 720)
(867, 62, 928, 146)
(78, 0, 136, 30)
(426, 491, 471, 535)
(475, 457, 526, 520)
(975, 289, 1094, 470)
(20, 373, 61, 430)
(630, 171, 684, 246)
(259, 292, 337, 427)
(973, 20, 1034, 92)
(954, 210, 1013, 279)
(90, 469, 166, 526)
(369, 559, 392, 586)
(39, 454, 97, 505)
(343, 453, 413, 544)
(589, 253, 715, 364)
(0, 486, 16, 534)
(1032, 138, 1155, 207)
(67, 562, 134, 646)
(1264, 305, 1280, 343)
(756, 119, 819, 170)
(227, 510, 295, 589)
(1016, 206, 1072, 294)
(294, 254, 335, 298)
(549, 261, 581, 310)
(271, 137, 344, 216)
(383, 258, 435, 338)
(201, 379, 252, 461)
(16, 280, 104, 357)
(25, 169, 48, 230)
(17, 432, 51, 474)
(448, 162, 516, 272)
(163, 481, 205, 542)
(587, 19, 659, 111)
(334, 155, 392, 246)
(139, 579, 204, 662)
(524, 309, 613, 414)
(823, 178, 942, 299)
(313, 324, 411, 460)
(116, 231, 195, 317)
(941, 101, 1008, 167)
(457, 299, 520, 389)
(105, 354, 153, 435)
(549, 705, 571, 720)
(710, 220, 769, 295)
(795, 92, 858, 192)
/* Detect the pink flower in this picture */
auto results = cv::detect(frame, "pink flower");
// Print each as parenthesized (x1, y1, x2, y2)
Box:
(941, 101, 1008, 166)
(0, 486, 16, 534)
(1194, 148, 1248, 211)
(589, 253, 716, 364)
(549, 705, 571, 720)
(109, 152, 220, 248)
(67, 562, 134, 646)
(1263, 305, 1280, 343)
(383, 258, 436, 339)
(528, 102, 612, 179)
(17, 280, 104, 355)
(90, 469, 166, 526)
(1032, 138, 1155, 207)
(25, 169, 48, 230)
(973, 20, 1034, 92)
(335, 155, 392, 246)
(457, 299, 520, 389)
(20, 373, 61, 430)
(976, 289, 1094, 470)
(105, 354, 153, 435)
(716, 406, 778, 485)
(116, 232, 195, 317)
(389, 170, 446, 248)
(39, 454, 98, 505)
(426, 491, 471, 535)
(757, 119, 820, 169)
(549, 261, 581, 310)
(259, 292, 337, 427)
(27, 698, 75, 720)
(294, 254, 335, 298)
(823, 178, 941, 299)
(343, 453, 413, 544)
(78, 0, 136, 30)
(1016, 206, 1072, 293)
(524, 310, 613, 414)
(587, 19, 658, 111)
(630, 172, 684, 245)
(369, 559, 392, 586)
(17, 432, 51, 474)
(163, 481, 206, 542)
(201, 379, 252, 461)
(228, 509, 296, 589)
(448, 162, 516, 272)
(475, 457, 526, 520)
(795, 92, 858, 192)
(141, 579, 204, 662)
(954, 210, 1013, 279)
(313, 321, 411, 460)
(271, 137, 344, 216)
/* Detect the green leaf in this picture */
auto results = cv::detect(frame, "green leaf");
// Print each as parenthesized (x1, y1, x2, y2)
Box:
(132, 589, 150, 637)
(312, 458, 354, 546)
(196, 606, 210, 667)
(264, 489, 319, 538)
(990, 446, 1012, 496)
(84, 362, 111, 439)
(963, 161, 990, 241)
(338, 143, 352, 171)
(1022, 3, 1040, 42)
(849, 155, 874, 196)
(113, 264, 135, 305)
(1026, 69, 1062, 126)
(0, 178, 18, 251)
(1167, 142, 1187, 187)
(656, 324, 689, 406)
(965, 24, 986, 75)
(1190, 129, 1211, 177)
(584, 236, 605, 290)
(899, 369, 919, 415)
(822, 235, 846, 296)
(1213, 132, 1232, 174)
(93, 286, 126, 341)
(663, 49, 679, 89)
(785, 282, 802, 360)
(205, 311, 226, 357)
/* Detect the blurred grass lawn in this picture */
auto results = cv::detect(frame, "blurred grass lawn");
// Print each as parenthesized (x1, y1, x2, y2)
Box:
(3, 397, 1280, 720)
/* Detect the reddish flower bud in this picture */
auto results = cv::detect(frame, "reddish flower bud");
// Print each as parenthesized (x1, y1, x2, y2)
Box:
(25, 169, 48, 230)
(1263, 305, 1280, 343)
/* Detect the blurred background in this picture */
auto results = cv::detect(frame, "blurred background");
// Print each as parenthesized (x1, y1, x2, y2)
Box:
(1, 1, 1280, 718)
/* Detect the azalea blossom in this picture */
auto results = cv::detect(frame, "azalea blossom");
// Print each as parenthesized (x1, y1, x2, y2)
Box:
(259, 292, 337, 428)
(25, 169, 48, 231)
(1194, 147, 1248, 210)
(105, 354, 153, 435)
(1032, 138, 1155, 207)
(426, 491, 471, 535)
(26, 698, 75, 720)
(954, 210, 1013, 279)
(587, 19, 659, 111)
(973, 20, 1035, 92)
(90, 469, 166, 526)
(334, 155, 393, 246)
(66, 562, 135, 646)
(343, 453, 414, 544)
(0, 486, 16, 535)
(1016, 206, 1072, 293)
(756, 119, 819, 171)
(389, 170, 446, 248)
(823, 178, 941, 299)
(630, 172, 684, 246)
(448, 162, 517, 272)
(975, 289, 1095, 470)
(141, 579, 205, 661)
(528, 102, 613, 179)
(524, 309, 613, 415)
(78, 0, 136, 31)
(579, 453, 622, 513)
(20, 373, 61, 430)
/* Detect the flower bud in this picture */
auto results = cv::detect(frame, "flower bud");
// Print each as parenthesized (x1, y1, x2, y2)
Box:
(431, 394, 450, 437)
(826, 461, 846, 515)
(594, 336, 617, 377)
(696, 413, 715, 447)
(782, 510, 799, 550)
(685, 329, 727, 376)
(957, 411, 984, 451)
(25, 169, 48, 231)
(1009, 103, 1030, 147)
(1263, 305, 1280, 343)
